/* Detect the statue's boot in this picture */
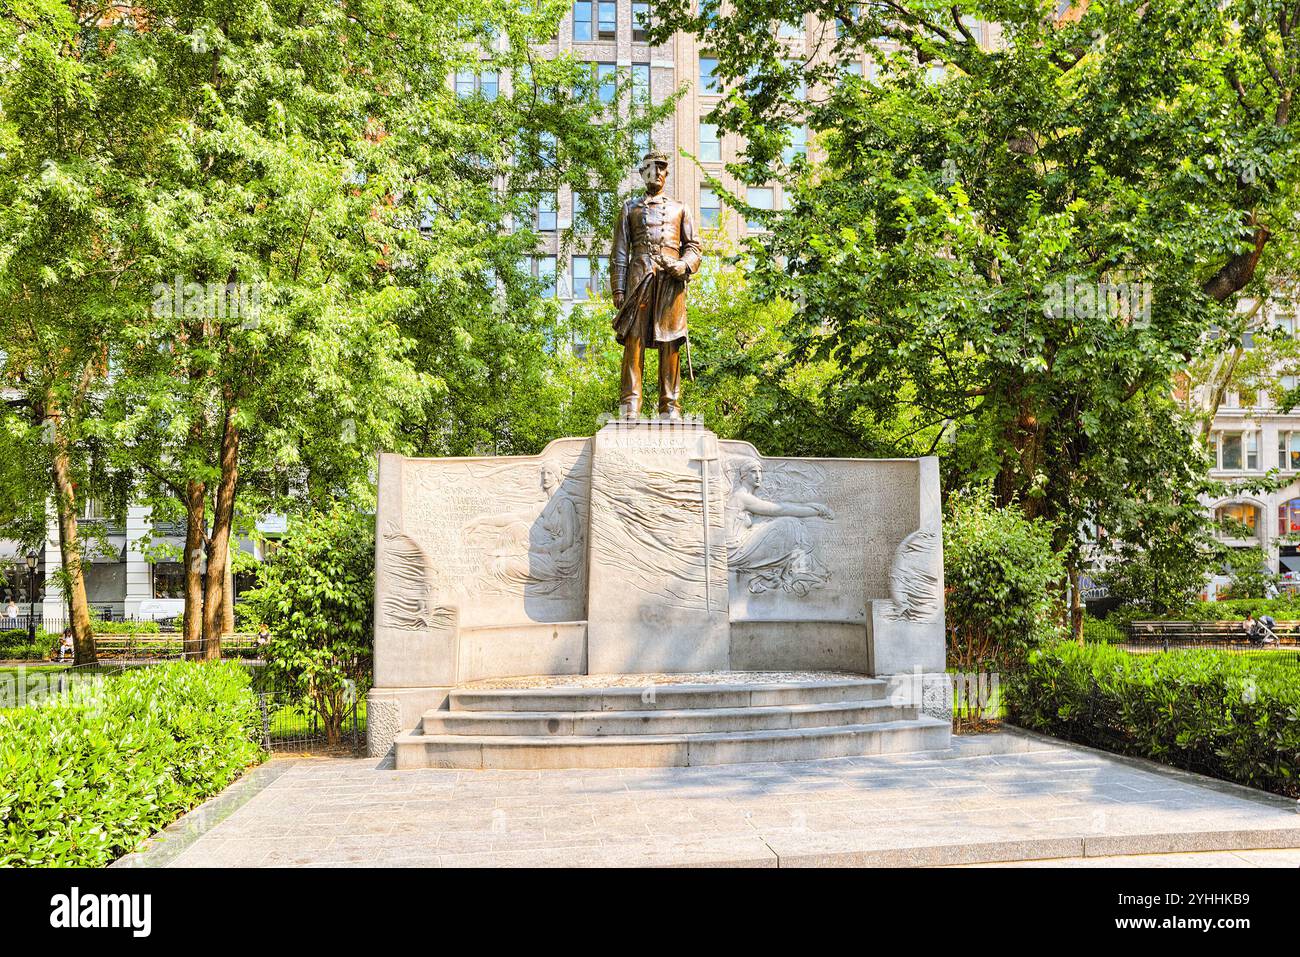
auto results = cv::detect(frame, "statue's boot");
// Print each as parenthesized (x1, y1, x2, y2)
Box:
(619, 336, 645, 418)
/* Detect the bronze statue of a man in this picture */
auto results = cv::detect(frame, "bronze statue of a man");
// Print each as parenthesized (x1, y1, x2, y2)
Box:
(610, 149, 703, 420)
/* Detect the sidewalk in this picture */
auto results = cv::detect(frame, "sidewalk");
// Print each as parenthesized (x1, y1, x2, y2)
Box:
(115, 730, 1300, 868)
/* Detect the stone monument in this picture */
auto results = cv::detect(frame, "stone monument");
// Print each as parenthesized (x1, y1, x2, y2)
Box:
(364, 149, 949, 768)
(367, 417, 951, 766)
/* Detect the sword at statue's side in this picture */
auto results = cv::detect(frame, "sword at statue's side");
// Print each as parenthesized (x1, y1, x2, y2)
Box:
(689, 437, 721, 612)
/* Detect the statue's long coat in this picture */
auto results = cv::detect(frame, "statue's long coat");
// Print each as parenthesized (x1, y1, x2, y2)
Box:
(610, 192, 703, 346)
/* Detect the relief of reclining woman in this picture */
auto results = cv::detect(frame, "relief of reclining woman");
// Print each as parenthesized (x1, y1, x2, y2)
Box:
(462, 463, 584, 598)
(726, 459, 834, 597)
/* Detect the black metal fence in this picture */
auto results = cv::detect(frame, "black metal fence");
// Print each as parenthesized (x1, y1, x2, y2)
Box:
(0, 656, 367, 754)
(1121, 637, 1300, 669)
(253, 689, 367, 752)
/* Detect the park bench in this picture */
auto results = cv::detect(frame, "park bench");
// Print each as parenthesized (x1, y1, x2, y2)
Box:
(67, 633, 261, 659)
(1126, 620, 1300, 646)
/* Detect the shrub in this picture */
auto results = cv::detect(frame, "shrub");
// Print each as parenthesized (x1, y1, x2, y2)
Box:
(1007, 642, 1300, 797)
(0, 662, 264, 866)
(943, 488, 1066, 675)
(240, 504, 373, 745)
(0, 628, 58, 660)
(90, 617, 161, 635)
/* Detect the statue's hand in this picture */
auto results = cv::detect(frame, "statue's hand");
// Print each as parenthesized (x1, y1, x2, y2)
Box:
(613, 291, 624, 309)
(669, 259, 689, 279)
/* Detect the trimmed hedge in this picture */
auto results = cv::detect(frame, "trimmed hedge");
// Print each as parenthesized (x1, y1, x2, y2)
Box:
(1008, 642, 1300, 797)
(0, 628, 58, 660)
(0, 662, 265, 866)
(88, 618, 161, 635)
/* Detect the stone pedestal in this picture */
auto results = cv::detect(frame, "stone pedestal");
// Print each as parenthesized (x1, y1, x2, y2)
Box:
(586, 419, 729, 674)
(367, 421, 949, 760)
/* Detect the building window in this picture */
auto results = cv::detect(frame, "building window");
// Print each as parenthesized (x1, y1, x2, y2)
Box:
(699, 188, 721, 228)
(153, 562, 186, 599)
(573, 192, 591, 232)
(633, 128, 651, 155)
(1217, 430, 1258, 471)
(531, 256, 557, 297)
(777, 18, 804, 37)
(418, 199, 436, 232)
(596, 62, 617, 103)
(1215, 503, 1260, 539)
(534, 193, 557, 232)
(746, 186, 774, 231)
(573, 191, 612, 232)
(598, 0, 616, 38)
(782, 125, 807, 165)
(573, 1, 593, 40)
(455, 69, 498, 99)
(700, 55, 720, 93)
(699, 122, 721, 163)
(784, 58, 806, 100)
(836, 4, 862, 37)
(1280, 432, 1300, 470)
(1280, 497, 1300, 535)
(632, 1, 650, 41)
(81, 498, 108, 520)
(839, 59, 863, 80)
(631, 63, 651, 104)
(571, 255, 609, 300)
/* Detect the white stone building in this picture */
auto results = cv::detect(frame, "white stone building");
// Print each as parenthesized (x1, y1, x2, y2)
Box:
(1200, 302, 1300, 589)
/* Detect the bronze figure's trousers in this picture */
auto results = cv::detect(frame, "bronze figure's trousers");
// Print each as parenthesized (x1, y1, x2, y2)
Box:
(619, 336, 682, 416)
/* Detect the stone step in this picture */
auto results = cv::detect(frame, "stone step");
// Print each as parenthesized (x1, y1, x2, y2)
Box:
(393, 717, 951, 770)
(448, 676, 890, 713)
(421, 699, 918, 737)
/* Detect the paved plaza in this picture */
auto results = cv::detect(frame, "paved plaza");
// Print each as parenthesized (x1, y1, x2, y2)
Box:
(115, 731, 1300, 868)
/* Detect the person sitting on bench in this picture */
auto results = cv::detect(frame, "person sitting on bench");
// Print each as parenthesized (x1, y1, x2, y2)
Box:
(1243, 613, 1278, 645)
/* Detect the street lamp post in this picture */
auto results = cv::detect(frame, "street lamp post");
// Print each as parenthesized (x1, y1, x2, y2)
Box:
(24, 551, 38, 644)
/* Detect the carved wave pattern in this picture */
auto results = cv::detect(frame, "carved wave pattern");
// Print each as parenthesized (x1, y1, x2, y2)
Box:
(380, 522, 456, 630)
(886, 528, 942, 622)
(592, 455, 726, 613)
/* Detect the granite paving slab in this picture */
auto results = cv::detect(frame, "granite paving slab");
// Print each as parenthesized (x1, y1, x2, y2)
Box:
(114, 730, 1300, 868)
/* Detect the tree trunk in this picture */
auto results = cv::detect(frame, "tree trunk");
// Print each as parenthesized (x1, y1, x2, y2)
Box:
(182, 477, 206, 659)
(223, 561, 236, 634)
(1067, 563, 1084, 644)
(202, 398, 240, 659)
(50, 430, 96, 665)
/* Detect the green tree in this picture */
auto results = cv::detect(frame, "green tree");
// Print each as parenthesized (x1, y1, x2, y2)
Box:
(3, 1, 666, 660)
(0, 0, 157, 661)
(239, 505, 373, 746)
(647, 0, 1300, 636)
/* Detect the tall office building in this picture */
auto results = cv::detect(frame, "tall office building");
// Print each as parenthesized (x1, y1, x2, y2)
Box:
(509, 3, 1001, 307)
